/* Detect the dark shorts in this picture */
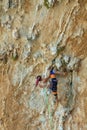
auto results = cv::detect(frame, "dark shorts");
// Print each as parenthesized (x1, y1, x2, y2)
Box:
(50, 78, 58, 92)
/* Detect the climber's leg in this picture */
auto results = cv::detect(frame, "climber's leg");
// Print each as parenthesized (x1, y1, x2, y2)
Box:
(51, 78, 58, 104)
(54, 93, 58, 104)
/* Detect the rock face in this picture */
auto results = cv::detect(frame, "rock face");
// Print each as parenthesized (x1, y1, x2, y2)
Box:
(0, 0, 87, 130)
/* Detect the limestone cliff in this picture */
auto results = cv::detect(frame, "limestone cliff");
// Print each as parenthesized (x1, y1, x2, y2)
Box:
(0, 0, 87, 130)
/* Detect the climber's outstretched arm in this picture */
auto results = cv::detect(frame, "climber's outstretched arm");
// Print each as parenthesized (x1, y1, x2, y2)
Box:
(55, 71, 66, 76)
(38, 83, 44, 88)
(43, 75, 50, 83)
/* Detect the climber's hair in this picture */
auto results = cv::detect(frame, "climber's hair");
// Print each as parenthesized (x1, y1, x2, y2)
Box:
(36, 75, 42, 81)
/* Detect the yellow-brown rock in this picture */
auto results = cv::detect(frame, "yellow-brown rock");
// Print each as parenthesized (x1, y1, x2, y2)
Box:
(0, 0, 87, 130)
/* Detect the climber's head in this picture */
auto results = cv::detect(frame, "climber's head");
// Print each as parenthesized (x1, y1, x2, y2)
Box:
(35, 75, 42, 86)
(37, 75, 42, 81)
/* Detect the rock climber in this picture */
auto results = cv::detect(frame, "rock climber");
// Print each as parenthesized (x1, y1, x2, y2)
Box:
(35, 65, 66, 104)
(49, 66, 58, 103)
(48, 65, 66, 103)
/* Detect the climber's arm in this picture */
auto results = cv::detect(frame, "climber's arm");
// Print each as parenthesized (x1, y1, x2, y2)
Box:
(55, 71, 66, 76)
(38, 82, 44, 88)
(38, 75, 50, 88)
(43, 75, 50, 83)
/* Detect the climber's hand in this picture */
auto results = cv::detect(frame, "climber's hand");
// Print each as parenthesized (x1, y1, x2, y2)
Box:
(63, 72, 67, 76)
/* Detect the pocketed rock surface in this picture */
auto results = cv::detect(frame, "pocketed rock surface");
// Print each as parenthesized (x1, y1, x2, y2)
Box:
(0, 0, 87, 130)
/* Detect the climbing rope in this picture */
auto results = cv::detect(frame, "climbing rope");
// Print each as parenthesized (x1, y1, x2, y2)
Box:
(43, 88, 55, 130)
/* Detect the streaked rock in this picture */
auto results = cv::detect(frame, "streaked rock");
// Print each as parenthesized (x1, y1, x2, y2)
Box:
(63, 55, 70, 64)
(67, 57, 80, 70)
(12, 28, 20, 40)
(22, 43, 31, 60)
(49, 43, 57, 55)
(55, 57, 62, 69)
